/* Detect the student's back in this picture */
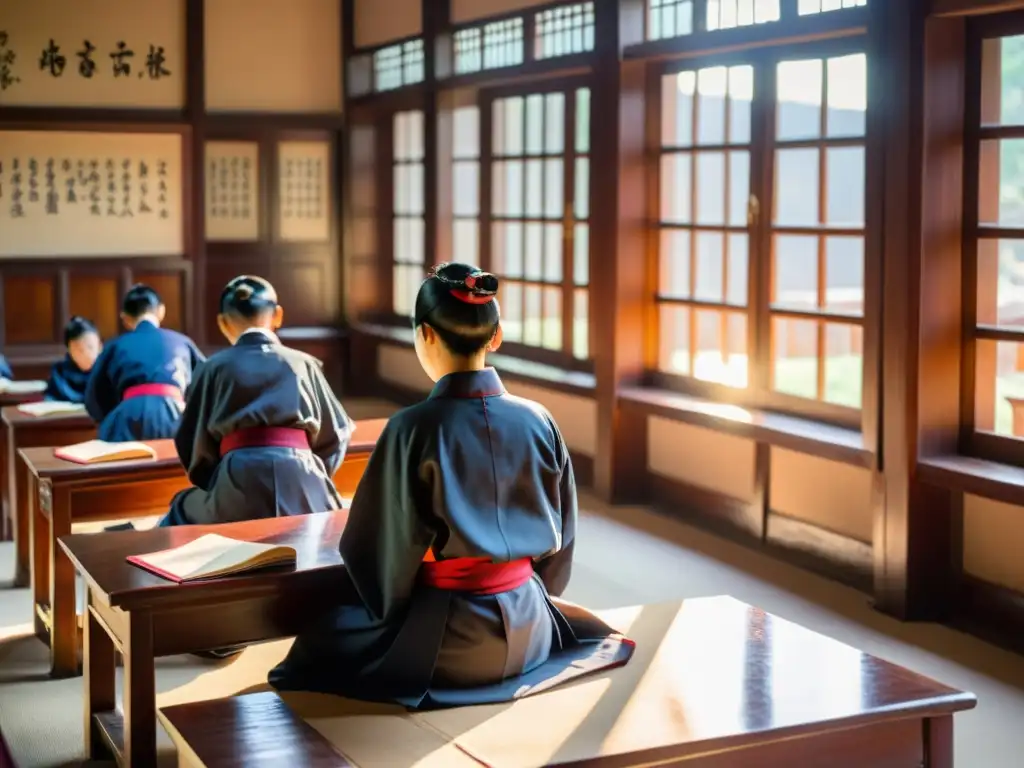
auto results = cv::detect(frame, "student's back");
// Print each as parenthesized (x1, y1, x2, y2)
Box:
(45, 316, 103, 404)
(0, 355, 11, 381)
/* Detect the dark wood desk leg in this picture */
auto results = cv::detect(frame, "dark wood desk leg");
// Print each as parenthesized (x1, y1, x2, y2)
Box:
(30, 476, 48, 643)
(124, 611, 157, 768)
(0, 420, 9, 543)
(14, 452, 30, 587)
(49, 485, 78, 677)
(84, 601, 116, 760)
(925, 715, 954, 768)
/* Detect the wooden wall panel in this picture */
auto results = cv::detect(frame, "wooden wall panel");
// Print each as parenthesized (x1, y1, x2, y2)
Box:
(68, 275, 120, 341)
(272, 262, 329, 327)
(3, 276, 56, 345)
(136, 272, 185, 332)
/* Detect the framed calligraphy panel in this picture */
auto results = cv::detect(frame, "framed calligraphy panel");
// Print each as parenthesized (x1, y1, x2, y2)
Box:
(0, 0, 184, 108)
(277, 140, 331, 243)
(0, 130, 184, 257)
(205, 141, 260, 242)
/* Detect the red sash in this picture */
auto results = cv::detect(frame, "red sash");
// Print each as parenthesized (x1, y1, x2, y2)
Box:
(123, 383, 183, 402)
(419, 550, 534, 595)
(219, 426, 310, 458)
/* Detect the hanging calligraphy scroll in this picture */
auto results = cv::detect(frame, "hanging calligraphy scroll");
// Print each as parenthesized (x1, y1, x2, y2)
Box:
(205, 141, 260, 242)
(277, 140, 331, 243)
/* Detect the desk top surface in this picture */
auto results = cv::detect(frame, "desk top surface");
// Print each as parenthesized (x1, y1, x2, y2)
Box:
(156, 595, 977, 768)
(1, 404, 94, 429)
(62, 509, 348, 608)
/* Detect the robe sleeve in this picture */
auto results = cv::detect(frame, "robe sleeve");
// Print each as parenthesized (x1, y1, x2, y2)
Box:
(174, 361, 219, 489)
(533, 421, 576, 597)
(308, 361, 352, 478)
(84, 344, 118, 423)
(43, 362, 63, 402)
(339, 421, 434, 621)
(0, 355, 12, 380)
(188, 339, 207, 371)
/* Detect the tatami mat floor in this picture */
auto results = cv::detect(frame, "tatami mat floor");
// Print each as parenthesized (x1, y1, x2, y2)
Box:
(0, 399, 1022, 766)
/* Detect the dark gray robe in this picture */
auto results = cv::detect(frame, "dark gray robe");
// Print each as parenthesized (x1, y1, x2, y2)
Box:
(158, 330, 352, 527)
(269, 367, 633, 708)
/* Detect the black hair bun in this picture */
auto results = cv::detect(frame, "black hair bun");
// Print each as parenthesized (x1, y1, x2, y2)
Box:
(466, 271, 499, 296)
(233, 283, 255, 302)
(220, 275, 278, 318)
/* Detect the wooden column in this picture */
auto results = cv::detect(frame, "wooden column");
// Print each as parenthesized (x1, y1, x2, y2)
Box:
(422, 0, 451, 267)
(185, 0, 207, 343)
(875, 0, 965, 620)
(592, 0, 650, 502)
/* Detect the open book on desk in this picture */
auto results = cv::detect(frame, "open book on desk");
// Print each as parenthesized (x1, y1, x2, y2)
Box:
(0, 378, 47, 395)
(54, 439, 158, 465)
(18, 401, 87, 417)
(127, 533, 297, 583)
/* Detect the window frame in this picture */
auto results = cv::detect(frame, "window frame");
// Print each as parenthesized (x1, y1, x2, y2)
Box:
(648, 33, 877, 432)
(962, 11, 1024, 467)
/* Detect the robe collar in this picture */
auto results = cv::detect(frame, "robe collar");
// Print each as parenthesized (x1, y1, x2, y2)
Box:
(235, 328, 280, 347)
(429, 367, 505, 399)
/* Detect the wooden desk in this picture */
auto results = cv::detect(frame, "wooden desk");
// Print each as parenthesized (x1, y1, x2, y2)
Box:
(61, 511, 352, 768)
(0, 390, 44, 408)
(27, 417, 385, 679)
(159, 597, 978, 768)
(1, 406, 95, 579)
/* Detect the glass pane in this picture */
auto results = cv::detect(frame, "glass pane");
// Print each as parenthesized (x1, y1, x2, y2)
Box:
(574, 223, 589, 285)
(544, 158, 564, 218)
(777, 59, 823, 141)
(406, 217, 425, 264)
(407, 163, 424, 215)
(774, 235, 818, 309)
(824, 323, 862, 407)
(393, 264, 412, 317)
(729, 65, 754, 144)
(393, 217, 408, 263)
(773, 317, 818, 399)
(507, 222, 524, 276)
(525, 159, 543, 217)
(775, 148, 820, 226)
(660, 153, 692, 223)
(453, 219, 479, 263)
(453, 107, 480, 158)
(576, 88, 591, 153)
(573, 288, 589, 359)
(982, 139, 1024, 227)
(728, 150, 750, 226)
(825, 236, 864, 315)
(827, 54, 867, 138)
(695, 232, 724, 302)
(525, 223, 543, 280)
(727, 233, 748, 306)
(984, 239, 1024, 329)
(524, 285, 543, 346)
(987, 36, 1024, 127)
(694, 309, 746, 387)
(393, 165, 408, 214)
(394, 112, 409, 160)
(542, 287, 562, 350)
(659, 229, 691, 297)
(697, 66, 728, 145)
(826, 147, 865, 226)
(453, 160, 479, 217)
(492, 100, 506, 154)
(544, 223, 563, 282)
(492, 222, 507, 274)
(504, 97, 524, 156)
(658, 304, 690, 375)
(696, 152, 726, 225)
(976, 340, 1024, 437)
(664, 72, 695, 148)
(502, 281, 523, 342)
(500, 160, 523, 217)
(575, 157, 590, 219)
(526, 94, 544, 155)
(546, 93, 566, 154)
(407, 111, 425, 160)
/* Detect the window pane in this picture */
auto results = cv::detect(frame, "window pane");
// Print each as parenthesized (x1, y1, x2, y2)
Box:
(694, 309, 747, 387)
(697, 67, 728, 145)
(575, 157, 590, 219)
(664, 72, 695, 147)
(495, 160, 523, 217)
(825, 236, 864, 315)
(525, 159, 543, 217)
(729, 151, 750, 226)
(542, 287, 562, 350)
(453, 160, 479, 217)
(546, 93, 566, 154)
(393, 217, 409, 263)
(453, 107, 480, 158)
(695, 232, 724, 302)
(526, 94, 544, 155)
(502, 281, 524, 341)
(393, 165, 409, 214)
(773, 317, 818, 399)
(394, 112, 409, 160)
(525, 222, 543, 280)
(574, 289, 589, 359)
(981, 139, 1024, 228)
(406, 217, 425, 264)
(988, 36, 1024, 127)
(407, 163, 424, 215)
(544, 159, 564, 219)
(524, 285, 543, 345)
(981, 239, 1024, 330)
(504, 97, 524, 155)
(774, 235, 818, 310)
(775, 148, 820, 226)
(777, 59, 823, 141)
(696, 152, 726, 225)
(976, 340, 1024, 437)
(574, 223, 589, 285)
(660, 153, 692, 223)
(727, 233, 748, 306)
(507, 222, 525, 276)
(825, 147, 865, 226)
(729, 65, 754, 144)
(492, 100, 506, 153)
(544, 223, 563, 282)
(659, 229, 691, 297)
(453, 219, 479, 263)
(827, 54, 867, 138)
(658, 304, 690, 375)
(576, 88, 591, 153)
(824, 323, 862, 408)
(407, 111, 425, 160)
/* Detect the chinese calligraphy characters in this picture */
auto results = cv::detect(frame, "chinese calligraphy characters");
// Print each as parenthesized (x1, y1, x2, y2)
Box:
(0, 32, 19, 91)
(281, 157, 325, 221)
